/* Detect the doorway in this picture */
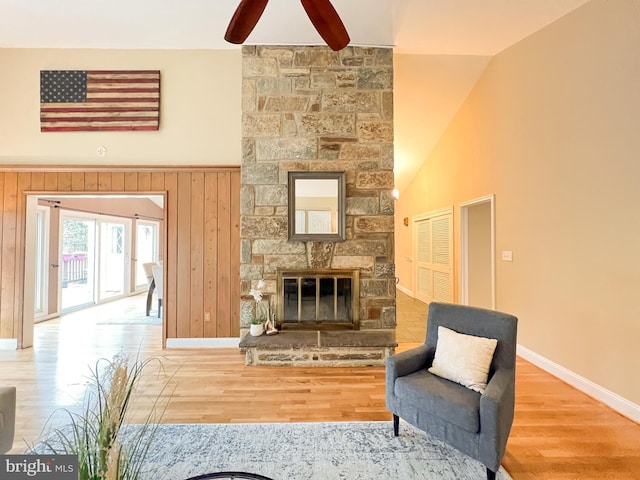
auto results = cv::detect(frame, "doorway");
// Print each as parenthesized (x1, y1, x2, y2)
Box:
(460, 195, 495, 309)
(26, 194, 164, 323)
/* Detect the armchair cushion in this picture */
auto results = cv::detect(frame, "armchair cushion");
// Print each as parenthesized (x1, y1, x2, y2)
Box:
(428, 326, 498, 393)
(395, 370, 481, 432)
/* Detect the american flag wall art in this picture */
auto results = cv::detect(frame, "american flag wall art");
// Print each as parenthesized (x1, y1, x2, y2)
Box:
(40, 70, 160, 132)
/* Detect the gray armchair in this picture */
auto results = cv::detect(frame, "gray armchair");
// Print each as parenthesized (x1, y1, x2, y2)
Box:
(386, 302, 517, 480)
(0, 386, 16, 454)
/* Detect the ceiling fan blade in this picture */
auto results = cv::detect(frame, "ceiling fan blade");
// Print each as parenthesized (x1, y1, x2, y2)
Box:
(224, 0, 270, 45)
(300, 0, 350, 51)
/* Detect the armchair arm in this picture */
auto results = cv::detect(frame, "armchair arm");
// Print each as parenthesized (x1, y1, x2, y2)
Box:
(385, 344, 434, 402)
(479, 368, 515, 470)
(386, 344, 433, 378)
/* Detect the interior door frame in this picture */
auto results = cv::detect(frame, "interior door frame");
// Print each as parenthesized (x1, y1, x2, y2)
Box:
(33, 204, 50, 319)
(23, 192, 166, 346)
(459, 194, 495, 309)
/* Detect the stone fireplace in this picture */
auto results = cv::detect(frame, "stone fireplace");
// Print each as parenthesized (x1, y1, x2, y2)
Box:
(239, 45, 396, 366)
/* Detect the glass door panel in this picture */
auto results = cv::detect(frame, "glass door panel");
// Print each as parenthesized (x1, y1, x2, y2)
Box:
(61, 217, 96, 311)
(135, 220, 159, 290)
(99, 220, 129, 301)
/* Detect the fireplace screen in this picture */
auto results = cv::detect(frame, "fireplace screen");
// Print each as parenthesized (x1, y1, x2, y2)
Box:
(277, 269, 359, 329)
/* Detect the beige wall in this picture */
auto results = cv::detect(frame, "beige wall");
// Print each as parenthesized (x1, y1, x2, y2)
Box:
(0, 49, 241, 165)
(395, 0, 640, 405)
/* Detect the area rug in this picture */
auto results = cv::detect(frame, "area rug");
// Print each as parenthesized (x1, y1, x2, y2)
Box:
(139, 421, 512, 480)
(96, 313, 162, 325)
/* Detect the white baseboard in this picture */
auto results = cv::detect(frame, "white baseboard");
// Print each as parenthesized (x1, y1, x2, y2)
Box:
(0, 339, 18, 350)
(166, 337, 240, 348)
(396, 285, 413, 297)
(517, 344, 640, 424)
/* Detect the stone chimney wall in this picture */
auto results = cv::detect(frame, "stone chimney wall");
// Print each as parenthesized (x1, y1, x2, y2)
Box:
(240, 45, 395, 334)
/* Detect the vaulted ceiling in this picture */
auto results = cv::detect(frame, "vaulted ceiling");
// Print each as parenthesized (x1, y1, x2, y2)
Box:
(0, 0, 589, 190)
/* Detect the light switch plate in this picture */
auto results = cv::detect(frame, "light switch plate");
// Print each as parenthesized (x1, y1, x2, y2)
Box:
(501, 250, 513, 262)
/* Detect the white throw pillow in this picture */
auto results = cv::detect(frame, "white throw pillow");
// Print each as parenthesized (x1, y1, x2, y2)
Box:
(428, 326, 498, 394)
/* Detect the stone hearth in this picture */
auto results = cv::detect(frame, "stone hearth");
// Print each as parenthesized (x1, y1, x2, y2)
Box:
(239, 330, 397, 366)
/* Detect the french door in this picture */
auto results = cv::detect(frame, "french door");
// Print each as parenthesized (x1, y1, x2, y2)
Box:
(134, 220, 160, 290)
(413, 208, 453, 304)
(60, 211, 131, 312)
(99, 220, 129, 301)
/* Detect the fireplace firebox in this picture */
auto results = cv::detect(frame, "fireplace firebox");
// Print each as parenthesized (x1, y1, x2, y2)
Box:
(276, 269, 359, 330)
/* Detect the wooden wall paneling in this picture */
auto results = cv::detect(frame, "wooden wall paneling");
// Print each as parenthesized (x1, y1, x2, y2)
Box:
(57, 172, 72, 192)
(124, 172, 138, 191)
(137, 173, 151, 192)
(84, 172, 98, 191)
(151, 172, 165, 191)
(190, 172, 205, 338)
(44, 173, 57, 191)
(164, 172, 178, 341)
(230, 170, 241, 336)
(15, 173, 30, 347)
(0, 166, 240, 344)
(31, 172, 45, 191)
(216, 172, 232, 337)
(97, 173, 112, 191)
(71, 172, 85, 191)
(176, 172, 192, 338)
(203, 173, 219, 338)
(0, 173, 18, 338)
(111, 173, 125, 191)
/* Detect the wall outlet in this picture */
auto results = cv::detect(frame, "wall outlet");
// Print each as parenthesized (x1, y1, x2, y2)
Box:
(204, 312, 211, 322)
(501, 250, 513, 262)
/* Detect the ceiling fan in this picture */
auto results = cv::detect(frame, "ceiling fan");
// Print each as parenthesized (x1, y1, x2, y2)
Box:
(224, 0, 350, 51)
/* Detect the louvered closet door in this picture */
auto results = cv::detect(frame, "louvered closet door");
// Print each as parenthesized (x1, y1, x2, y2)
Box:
(414, 211, 453, 304)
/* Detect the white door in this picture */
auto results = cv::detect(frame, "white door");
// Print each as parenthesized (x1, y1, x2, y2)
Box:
(135, 220, 160, 291)
(414, 208, 453, 304)
(60, 214, 97, 311)
(34, 206, 50, 319)
(98, 219, 131, 301)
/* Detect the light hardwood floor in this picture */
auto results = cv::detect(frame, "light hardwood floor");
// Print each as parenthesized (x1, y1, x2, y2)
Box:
(1, 293, 639, 479)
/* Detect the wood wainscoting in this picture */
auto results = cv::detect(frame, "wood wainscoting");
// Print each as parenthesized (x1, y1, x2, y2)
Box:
(0, 166, 240, 348)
